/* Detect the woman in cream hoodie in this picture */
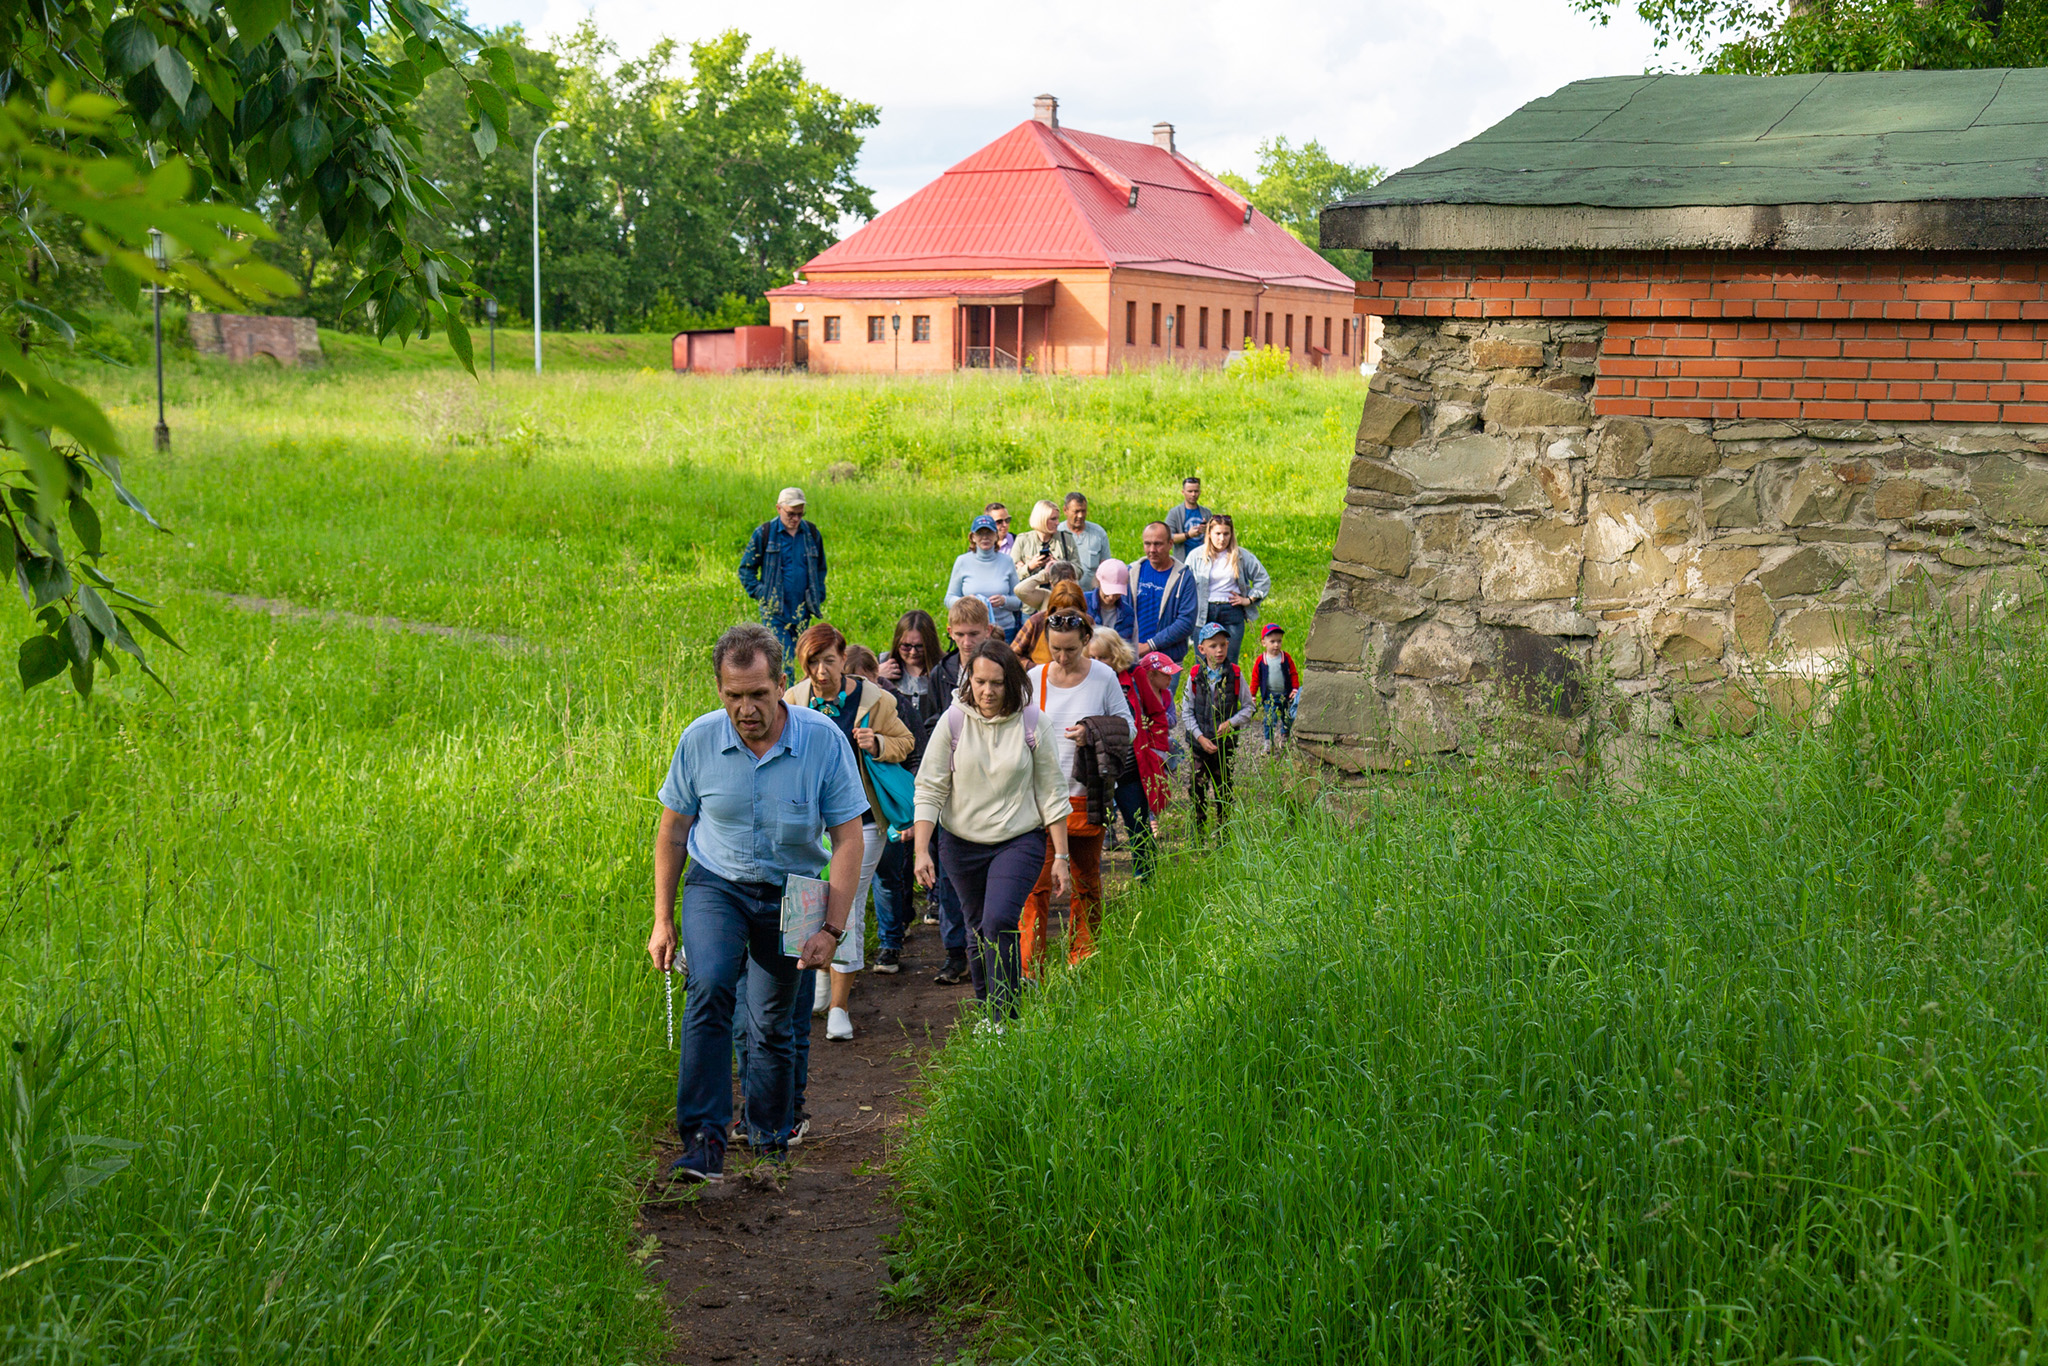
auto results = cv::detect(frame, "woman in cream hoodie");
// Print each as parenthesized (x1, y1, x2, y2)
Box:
(912, 639, 1071, 1019)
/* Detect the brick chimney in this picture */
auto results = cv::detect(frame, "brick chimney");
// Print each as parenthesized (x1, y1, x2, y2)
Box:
(1152, 122, 1176, 153)
(1033, 94, 1059, 129)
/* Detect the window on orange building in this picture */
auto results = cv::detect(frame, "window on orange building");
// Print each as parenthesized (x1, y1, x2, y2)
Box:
(1284, 314, 1294, 351)
(1263, 312, 1273, 346)
(1324, 316, 1332, 354)
(1125, 301, 1137, 345)
(1198, 307, 1209, 349)
(1150, 302, 1161, 346)
(1341, 317, 1350, 356)
(824, 317, 842, 343)
(867, 316, 885, 342)
(912, 315, 931, 343)
(1245, 310, 1254, 346)
(1174, 304, 1186, 348)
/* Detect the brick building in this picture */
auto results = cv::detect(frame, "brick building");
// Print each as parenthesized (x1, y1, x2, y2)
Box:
(1296, 69, 2048, 771)
(765, 95, 1364, 376)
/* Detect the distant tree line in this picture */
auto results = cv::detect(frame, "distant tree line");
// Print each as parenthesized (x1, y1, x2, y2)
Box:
(255, 23, 879, 334)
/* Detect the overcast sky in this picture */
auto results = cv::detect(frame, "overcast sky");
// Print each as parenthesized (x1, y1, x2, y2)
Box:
(459, 0, 1667, 214)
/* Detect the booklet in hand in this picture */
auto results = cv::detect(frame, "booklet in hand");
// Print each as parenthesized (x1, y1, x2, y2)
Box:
(780, 873, 830, 958)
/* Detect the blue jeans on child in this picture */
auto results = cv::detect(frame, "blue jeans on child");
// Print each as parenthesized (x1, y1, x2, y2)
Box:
(678, 866, 800, 1148)
(1260, 693, 1297, 743)
(872, 837, 914, 955)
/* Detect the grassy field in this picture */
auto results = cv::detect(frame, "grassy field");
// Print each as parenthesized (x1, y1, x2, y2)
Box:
(0, 360, 1361, 1362)
(892, 615, 2048, 1362)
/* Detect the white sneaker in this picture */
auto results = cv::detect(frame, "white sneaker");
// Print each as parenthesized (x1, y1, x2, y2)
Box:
(812, 974, 830, 1017)
(826, 1006, 854, 1041)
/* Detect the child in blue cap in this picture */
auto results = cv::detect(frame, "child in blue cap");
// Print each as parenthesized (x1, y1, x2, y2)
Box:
(1179, 622, 1254, 839)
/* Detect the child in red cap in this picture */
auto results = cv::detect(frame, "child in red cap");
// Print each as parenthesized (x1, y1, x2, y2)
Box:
(1254, 623, 1299, 754)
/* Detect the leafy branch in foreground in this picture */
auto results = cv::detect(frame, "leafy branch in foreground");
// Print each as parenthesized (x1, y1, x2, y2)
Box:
(2, 2, 547, 699)
(3, 87, 296, 696)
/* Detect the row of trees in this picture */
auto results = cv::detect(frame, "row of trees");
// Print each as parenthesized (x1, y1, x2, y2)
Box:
(263, 23, 877, 333)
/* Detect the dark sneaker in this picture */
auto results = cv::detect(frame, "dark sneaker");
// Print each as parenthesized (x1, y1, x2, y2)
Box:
(874, 948, 902, 974)
(933, 953, 970, 986)
(670, 1128, 726, 1183)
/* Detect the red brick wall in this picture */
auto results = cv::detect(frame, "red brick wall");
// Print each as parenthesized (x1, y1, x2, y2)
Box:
(1356, 250, 2048, 424)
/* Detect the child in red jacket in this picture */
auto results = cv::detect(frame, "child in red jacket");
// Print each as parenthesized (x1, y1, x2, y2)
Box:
(1254, 623, 1300, 753)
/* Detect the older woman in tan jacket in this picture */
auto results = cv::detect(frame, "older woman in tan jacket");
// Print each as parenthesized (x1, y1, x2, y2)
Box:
(786, 624, 915, 1051)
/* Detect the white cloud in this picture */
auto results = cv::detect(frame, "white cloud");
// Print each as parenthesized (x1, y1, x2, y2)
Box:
(462, 0, 1662, 214)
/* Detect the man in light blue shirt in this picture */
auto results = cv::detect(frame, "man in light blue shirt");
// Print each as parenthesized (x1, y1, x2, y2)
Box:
(649, 623, 868, 1181)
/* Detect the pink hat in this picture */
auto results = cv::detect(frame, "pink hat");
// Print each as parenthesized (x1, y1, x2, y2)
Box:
(1095, 558, 1129, 594)
(1138, 650, 1182, 676)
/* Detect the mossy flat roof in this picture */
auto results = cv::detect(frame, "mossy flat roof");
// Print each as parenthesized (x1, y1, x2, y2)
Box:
(1345, 69, 2048, 210)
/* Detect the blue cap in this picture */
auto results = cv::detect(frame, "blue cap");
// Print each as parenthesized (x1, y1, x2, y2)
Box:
(1200, 622, 1231, 641)
(970, 514, 998, 534)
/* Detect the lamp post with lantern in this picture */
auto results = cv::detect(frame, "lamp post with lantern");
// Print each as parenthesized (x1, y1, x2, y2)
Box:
(891, 311, 901, 372)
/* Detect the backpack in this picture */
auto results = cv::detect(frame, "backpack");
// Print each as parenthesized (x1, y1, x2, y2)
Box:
(942, 702, 1041, 773)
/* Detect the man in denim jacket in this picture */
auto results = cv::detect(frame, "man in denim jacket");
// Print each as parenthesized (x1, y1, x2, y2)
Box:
(738, 488, 828, 680)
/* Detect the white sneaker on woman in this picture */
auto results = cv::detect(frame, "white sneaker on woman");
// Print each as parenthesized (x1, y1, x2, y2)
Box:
(826, 1006, 854, 1041)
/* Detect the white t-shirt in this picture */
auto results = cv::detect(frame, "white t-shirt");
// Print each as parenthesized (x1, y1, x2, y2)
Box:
(1027, 659, 1135, 798)
(1207, 553, 1239, 601)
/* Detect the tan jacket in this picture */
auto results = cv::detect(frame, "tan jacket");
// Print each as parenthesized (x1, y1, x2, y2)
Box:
(784, 678, 915, 818)
(913, 704, 1069, 845)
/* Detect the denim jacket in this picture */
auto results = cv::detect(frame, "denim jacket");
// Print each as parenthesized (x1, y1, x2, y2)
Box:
(739, 518, 828, 619)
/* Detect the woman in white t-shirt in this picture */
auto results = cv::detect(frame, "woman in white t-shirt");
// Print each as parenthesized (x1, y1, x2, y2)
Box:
(1184, 513, 1272, 665)
(1020, 590, 1133, 973)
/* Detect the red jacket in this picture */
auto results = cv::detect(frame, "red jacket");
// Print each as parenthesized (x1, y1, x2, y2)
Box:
(1252, 649, 1299, 699)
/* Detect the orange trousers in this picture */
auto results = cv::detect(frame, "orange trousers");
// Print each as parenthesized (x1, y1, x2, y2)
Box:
(1020, 797, 1104, 976)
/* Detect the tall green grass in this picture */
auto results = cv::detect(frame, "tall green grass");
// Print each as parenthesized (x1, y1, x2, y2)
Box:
(893, 613, 2048, 1362)
(0, 364, 1357, 1361)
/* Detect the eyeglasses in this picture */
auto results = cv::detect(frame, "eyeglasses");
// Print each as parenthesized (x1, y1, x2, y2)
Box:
(899, 642, 925, 653)
(993, 517, 1010, 526)
(1047, 613, 1090, 632)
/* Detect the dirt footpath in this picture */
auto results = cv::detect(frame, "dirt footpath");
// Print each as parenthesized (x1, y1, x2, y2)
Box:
(639, 926, 968, 1366)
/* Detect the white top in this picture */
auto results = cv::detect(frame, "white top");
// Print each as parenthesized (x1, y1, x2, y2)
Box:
(1207, 553, 1239, 601)
(1027, 659, 1134, 799)
(912, 705, 1069, 844)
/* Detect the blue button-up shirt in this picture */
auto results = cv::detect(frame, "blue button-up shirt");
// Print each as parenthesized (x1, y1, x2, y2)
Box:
(775, 522, 811, 616)
(657, 704, 867, 885)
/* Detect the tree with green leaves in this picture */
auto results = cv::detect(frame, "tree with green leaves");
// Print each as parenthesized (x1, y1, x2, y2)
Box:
(1, 1, 538, 697)
(1575, 0, 2048, 72)
(384, 23, 876, 334)
(1219, 137, 1382, 281)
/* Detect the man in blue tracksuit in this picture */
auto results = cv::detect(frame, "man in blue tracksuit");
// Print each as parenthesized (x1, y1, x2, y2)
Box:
(1131, 521, 1199, 669)
(738, 487, 827, 681)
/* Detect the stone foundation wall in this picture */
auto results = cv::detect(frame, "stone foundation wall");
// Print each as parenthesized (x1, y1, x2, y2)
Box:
(1296, 316, 2048, 771)
(188, 313, 322, 367)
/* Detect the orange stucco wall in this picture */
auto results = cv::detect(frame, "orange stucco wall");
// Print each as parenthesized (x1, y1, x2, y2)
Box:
(767, 267, 1365, 375)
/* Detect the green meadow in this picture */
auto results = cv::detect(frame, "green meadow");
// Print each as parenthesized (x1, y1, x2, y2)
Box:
(0, 353, 1360, 1362)
(7, 345, 2046, 1364)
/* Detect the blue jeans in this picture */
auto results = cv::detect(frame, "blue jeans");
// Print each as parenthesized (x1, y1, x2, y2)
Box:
(763, 609, 813, 683)
(1111, 774, 1157, 882)
(734, 965, 817, 1127)
(678, 866, 800, 1147)
(1261, 693, 1297, 743)
(930, 823, 968, 953)
(872, 837, 914, 955)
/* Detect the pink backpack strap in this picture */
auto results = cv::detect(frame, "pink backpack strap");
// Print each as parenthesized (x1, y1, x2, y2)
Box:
(944, 702, 1037, 774)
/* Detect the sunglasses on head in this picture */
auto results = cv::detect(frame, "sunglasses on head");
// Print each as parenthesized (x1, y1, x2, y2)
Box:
(1048, 613, 1090, 632)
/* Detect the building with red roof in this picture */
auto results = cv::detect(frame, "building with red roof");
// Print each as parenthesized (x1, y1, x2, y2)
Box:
(765, 96, 1366, 376)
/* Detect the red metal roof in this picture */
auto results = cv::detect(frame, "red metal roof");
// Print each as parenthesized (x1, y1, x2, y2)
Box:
(800, 121, 1352, 292)
(765, 277, 1057, 299)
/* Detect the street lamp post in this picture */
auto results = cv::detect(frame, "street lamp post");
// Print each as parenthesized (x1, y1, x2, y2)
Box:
(149, 227, 169, 451)
(531, 121, 570, 376)
(891, 312, 901, 372)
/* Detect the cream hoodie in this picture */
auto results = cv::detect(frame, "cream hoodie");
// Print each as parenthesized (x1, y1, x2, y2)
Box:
(912, 703, 1070, 844)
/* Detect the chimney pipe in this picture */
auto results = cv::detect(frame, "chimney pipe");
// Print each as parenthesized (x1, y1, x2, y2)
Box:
(1152, 122, 1175, 153)
(1033, 94, 1059, 129)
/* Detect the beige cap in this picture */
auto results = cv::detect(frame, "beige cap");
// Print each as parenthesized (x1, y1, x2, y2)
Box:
(776, 487, 807, 507)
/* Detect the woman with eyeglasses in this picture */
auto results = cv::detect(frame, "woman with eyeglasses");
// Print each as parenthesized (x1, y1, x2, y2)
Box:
(1020, 600, 1132, 973)
(870, 609, 945, 973)
(947, 514, 1023, 637)
(913, 640, 1071, 1020)
(1184, 514, 1271, 665)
